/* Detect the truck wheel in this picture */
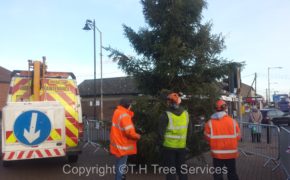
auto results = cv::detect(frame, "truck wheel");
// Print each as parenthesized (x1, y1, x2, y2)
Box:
(3, 161, 11, 167)
(68, 155, 78, 163)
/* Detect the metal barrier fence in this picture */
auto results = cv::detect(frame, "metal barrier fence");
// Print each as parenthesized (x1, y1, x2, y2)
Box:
(81, 118, 290, 178)
(194, 121, 281, 171)
(82, 119, 110, 152)
(239, 122, 280, 169)
(278, 127, 290, 179)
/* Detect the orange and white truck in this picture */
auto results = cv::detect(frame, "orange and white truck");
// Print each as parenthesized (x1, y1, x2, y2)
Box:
(1, 57, 83, 166)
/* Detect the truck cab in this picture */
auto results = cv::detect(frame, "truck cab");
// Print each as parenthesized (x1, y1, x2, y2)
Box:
(273, 94, 290, 113)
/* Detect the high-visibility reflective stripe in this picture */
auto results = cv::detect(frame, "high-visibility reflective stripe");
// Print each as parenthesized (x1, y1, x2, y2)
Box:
(211, 149, 238, 154)
(112, 123, 119, 128)
(112, 123, 133, 131)
(6, 131, 17, 144)
(166, 111, 189, 130)
(123, 125, 133, 130)
(11, 78, 33, 101)
(164, 135, 186, 139)
(233, 120, 237, 137)
(112, 113, 131, 131)
(49, 129, 62, 140)
(118, 114, 129, 125)
(6, 128, 63, 143)
(111, 143, 134, 150)
(208, 119, 238, 139)
(210, 134, 237, 139)
(2, 148, 66, 160)
(208, 120, 213, 136)
(45, 92, 79, 147)
(168, 126, 188, 130)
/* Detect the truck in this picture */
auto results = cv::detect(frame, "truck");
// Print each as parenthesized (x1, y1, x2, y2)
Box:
(273, 94, 290, 113)
(1, 57, 83, 166)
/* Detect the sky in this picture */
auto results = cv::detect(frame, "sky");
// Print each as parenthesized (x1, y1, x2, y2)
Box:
(1, 0, 290, 99)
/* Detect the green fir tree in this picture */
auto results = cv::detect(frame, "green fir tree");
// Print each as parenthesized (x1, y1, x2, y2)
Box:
(107, 0, 241, 164)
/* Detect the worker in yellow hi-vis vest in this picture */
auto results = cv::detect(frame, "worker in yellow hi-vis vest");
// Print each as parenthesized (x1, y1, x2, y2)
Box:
(158, 92, 192, 180)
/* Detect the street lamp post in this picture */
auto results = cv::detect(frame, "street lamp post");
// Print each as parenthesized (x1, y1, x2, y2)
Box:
(83, 19, 103, 121)
(267, 66, 282, 104)
(99, 30, 103, 122)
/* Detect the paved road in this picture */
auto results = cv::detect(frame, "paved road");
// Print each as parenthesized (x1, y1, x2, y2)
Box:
(0, 146, 286, 180)
(0, 146, 115, 180)
(0, 120, 287, 179)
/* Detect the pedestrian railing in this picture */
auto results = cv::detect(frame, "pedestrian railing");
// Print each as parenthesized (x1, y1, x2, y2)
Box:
(277, 127, 290, 179)
(82, 119, 110, 152)
(239, 122, 280, 169)
(81, 118, 290, 178)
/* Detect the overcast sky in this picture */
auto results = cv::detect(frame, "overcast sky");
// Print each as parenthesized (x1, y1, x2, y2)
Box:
(1, 0, 290, 98)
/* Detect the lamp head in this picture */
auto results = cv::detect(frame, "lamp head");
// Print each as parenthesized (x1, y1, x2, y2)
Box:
(269, 66, 283, 70)
(83, 23, 91, 31)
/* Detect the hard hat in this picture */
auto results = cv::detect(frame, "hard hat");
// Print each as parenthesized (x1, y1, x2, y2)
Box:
(216, 100, 227, 111)
(167, 93, 181, 105)
(120, 98, 133, 109)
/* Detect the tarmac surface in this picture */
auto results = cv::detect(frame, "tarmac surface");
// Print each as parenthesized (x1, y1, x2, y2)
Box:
(0, 143, 287, 180)
(73, 146, 287, 180)
(0, 119, 288, 180)
(0, 141, 286, 180)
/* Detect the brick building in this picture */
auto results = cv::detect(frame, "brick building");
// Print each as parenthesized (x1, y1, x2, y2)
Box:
(78, 76, 261, 121)
(78, 76, 141, 121)
(0, 66, 11, 117)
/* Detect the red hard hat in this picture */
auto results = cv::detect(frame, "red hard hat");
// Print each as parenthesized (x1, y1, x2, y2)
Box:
(216, 100, 227, 111)
(167, 93, 181, 105)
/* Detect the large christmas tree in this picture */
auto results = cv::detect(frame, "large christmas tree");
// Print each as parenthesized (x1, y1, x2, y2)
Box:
(107, 0, 239, 164)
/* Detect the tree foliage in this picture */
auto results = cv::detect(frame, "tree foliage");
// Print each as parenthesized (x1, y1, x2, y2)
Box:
(107, 0, 232, 95)
(106, 0, 242, 164)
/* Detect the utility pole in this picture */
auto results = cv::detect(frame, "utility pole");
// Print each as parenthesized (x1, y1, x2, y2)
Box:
(266, 89, 268, 104)
(268, 67, 270, 104)
(236, 66, 241, 121)
(254, 72, 257, 102)
(268, 66, 283, 104)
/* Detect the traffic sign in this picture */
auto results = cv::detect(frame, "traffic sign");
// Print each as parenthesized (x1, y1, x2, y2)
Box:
(13, 110, 52, 146)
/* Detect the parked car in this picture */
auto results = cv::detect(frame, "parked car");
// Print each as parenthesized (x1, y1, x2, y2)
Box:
(260, 108, 290, 126)
(260, 108, 284, 124)
(272, 115, 290, 126)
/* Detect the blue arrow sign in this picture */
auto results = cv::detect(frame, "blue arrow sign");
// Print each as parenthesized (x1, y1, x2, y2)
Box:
(13, 110, 52, 146)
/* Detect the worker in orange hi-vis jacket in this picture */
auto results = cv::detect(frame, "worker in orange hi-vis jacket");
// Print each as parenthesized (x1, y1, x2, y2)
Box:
(204, 100, 241, 180)
(110, 98, 141, 180)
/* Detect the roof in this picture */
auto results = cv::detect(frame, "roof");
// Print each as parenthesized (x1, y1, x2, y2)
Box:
(0, 66, 11, 83)
(240, 83, 256, 97)
(78, 76, 263, 99)
(78, 76, 140, 96)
